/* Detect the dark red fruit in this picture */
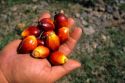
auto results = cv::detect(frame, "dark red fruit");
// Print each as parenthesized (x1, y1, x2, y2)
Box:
(21, 26, 40, 37)
(38, 18, 54, 31)
(54, 13, 68, 29)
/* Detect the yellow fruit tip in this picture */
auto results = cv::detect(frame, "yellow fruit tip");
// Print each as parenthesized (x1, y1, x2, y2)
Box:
(21, 32, 25, 37)
(62, 56, 68, 64)
(32, 50, 40, 58)
(64, 57, 68, 63)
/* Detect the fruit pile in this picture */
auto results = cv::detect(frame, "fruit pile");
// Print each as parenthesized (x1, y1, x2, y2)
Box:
(18, 12, 70, 65)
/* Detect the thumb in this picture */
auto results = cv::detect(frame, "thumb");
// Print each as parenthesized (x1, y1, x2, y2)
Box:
(2, 39, 21, 54)
(50, 59, 81, 82)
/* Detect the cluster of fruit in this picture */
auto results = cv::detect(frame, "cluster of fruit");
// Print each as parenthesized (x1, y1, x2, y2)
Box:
(18, 12, 70, 65)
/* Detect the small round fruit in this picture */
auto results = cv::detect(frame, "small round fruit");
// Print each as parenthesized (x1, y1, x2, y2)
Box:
(44, 30, 60, 51)
(18, 36, 37, 54)
(54, 13, 68, 29)
(38, 18, 54, 31)
(32, 46, 50, 58)
(57, 27, 69, 43)
(49, 51, 68, 65)
(21, 26, 40, 37)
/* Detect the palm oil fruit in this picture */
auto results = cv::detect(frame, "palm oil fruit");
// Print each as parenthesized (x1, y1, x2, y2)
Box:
(18, 36, 37, 53)
(38, 18, 54, 31)
(17, 11, 73, 66)
(57, 27, 69, 43)
(49, 51, 68, 65)
(54, 13, 68, 29)
(21, 26, 40, 37)
(32, 45, 50, 58)
(44, 30, 60, 51)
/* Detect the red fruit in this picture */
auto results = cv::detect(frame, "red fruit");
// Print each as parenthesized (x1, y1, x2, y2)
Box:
(18, 36, 37, 53)
(32, 46, 50, 58)
(37, 39, 45, 46)
(57, 27, 69, 43)
(49, 51, 68, 65)
(21, 26, 40, 37)
(54, 13, 68, 29)
(44, 31, 60, 51)
(38, 18, 54, 31)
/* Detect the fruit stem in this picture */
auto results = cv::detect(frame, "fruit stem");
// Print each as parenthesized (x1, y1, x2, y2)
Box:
(38, 31, 44, 39)
(64, 56, 68, 63)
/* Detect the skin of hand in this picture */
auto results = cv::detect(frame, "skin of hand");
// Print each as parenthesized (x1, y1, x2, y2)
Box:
(0, 12, 82, 83)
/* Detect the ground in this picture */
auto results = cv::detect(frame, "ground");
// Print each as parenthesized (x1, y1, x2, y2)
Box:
(0, 0, 125, 83)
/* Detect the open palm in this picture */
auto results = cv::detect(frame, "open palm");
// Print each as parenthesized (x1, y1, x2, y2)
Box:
(0, 13, 82, 83)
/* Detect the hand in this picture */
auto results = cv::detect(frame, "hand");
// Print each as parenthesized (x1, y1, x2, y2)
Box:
(0, 12, 82, 83)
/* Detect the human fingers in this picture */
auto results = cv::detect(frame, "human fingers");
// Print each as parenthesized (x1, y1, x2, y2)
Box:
(68, 18, 75, 27)
(1, 40, 21, 55)
(38, 12, 51, 21)
(50, 59, 81, 82)
(59, 27, 82, 55)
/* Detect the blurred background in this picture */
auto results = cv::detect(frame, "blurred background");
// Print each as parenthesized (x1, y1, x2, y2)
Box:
(0, 0, 125, 83)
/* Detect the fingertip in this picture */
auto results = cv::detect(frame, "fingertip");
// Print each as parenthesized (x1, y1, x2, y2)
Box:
(74, 27, 82, 34)
(70, 27, 82, 41)
(64, 59, 81, 71)
(68, 18, 75, 27)
(50, 59, 81, 82)
(39, 12, 51, 21)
